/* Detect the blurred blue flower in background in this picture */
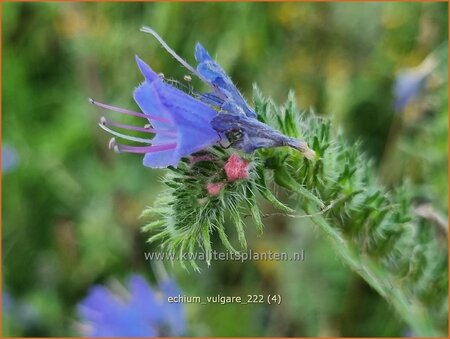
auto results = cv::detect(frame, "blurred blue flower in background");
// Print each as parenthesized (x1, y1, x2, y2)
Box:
(77, 275, 185, 337)
(394, 55, 437, 112)
(3, 291, 12, 313)
(2, 290, 42, 335)
(2, 145, 18, 173)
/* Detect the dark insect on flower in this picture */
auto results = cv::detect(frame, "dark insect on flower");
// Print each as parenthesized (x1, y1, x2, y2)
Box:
(90, 27, 315, 168)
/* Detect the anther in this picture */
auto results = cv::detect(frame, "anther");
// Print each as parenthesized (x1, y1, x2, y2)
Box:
(184, 75, 192, 82)
(108, 137, 117, 150)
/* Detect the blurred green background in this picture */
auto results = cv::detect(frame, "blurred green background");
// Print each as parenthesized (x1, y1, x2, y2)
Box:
(2, 2, 448, 337)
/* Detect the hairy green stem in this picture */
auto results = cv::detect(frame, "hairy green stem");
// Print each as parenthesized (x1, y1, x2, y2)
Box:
(311, 214, 439, 336)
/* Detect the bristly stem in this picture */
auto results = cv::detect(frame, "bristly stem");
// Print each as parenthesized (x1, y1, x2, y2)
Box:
(254, 86, 446, 337)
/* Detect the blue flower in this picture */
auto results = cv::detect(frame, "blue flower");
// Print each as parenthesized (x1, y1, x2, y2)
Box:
(90, 55, 219, 168)
(1, 291, 41, 334)
(393, 56, 437, 112)
(2, 291, 12, 313)
(91, 27, 315, 168)
(77, 275, 185, 337)
(193, 42, 257, 119)
(394, 69, 428, 112)
(2, 145, 18, 173)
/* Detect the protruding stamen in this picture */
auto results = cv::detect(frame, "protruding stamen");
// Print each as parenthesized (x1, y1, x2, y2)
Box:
(99, 122, 156, 144)
(158, 73, 165, 79)
(101, 117, 177, 136)
(184, 75, 192, 82)
(114, 142, 177, 154)
(140, 26, 210, 86)
(89, 98, 171, 124)
(144, 124, 151, 129)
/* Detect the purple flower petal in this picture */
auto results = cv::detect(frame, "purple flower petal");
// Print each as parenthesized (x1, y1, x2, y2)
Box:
(2, 145, 18, 173)
(77, 275, 185, 337)
(194, 42, 215, 64)
(2, 291, 12, 313)
(394, 69, 427, 112)
(133, 58, 175, 129)
(77, 286, 123, 320)
(135, 55, 159, 83)
(159, 279, 186, 336)
(127, 275, 164, 325)
(133, 57, 219, 168)
(195, 43, 256, 118)
(142, 142, 180, 168)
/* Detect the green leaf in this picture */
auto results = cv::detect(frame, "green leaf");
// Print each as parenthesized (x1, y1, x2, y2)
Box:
(255, 166, 295, 213)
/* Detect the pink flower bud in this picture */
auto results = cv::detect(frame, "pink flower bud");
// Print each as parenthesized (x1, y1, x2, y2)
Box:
(207, 182, 225, 196)
(224, 153, 250, 181)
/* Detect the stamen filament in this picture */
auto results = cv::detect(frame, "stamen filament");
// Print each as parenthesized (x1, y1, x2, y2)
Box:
(89, 98, 171, 124)
(115, 142, 177, 154)
(101, 117, 176, 135)
(99, 122, 156, 144)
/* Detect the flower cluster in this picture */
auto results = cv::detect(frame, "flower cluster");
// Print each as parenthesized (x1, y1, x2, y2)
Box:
(91, 27, 314, 169)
